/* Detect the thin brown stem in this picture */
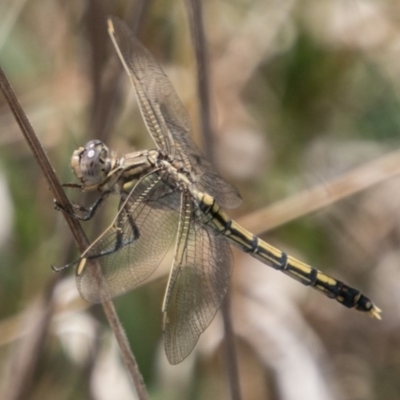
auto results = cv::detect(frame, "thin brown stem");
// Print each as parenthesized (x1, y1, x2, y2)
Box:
(184, 1, 242, 399)
(0, 65, 148, 400)
(185, 0, 215, 159)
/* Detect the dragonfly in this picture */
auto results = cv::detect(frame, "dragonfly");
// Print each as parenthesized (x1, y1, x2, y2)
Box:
(56, 16, 381, 365)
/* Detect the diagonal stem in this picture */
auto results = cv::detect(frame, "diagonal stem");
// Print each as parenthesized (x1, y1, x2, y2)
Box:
(184, 1, 242, 399)
(0, 64, 148, 400)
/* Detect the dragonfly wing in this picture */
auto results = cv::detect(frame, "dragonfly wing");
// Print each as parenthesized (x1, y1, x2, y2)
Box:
(108, 16, 187, 155)
(191, 155, 242, 209)
(76, 172, 180, 303)
(108, 17, 242, 209)
(162, 195, 233, 364)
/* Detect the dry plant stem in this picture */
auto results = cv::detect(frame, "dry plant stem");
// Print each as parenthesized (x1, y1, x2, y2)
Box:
(239, 149, 400, 236)
(221, 290, 242, 400)
(85, 0, 111, 139)
(185, 0, 215, 159)
(185, 1, 242, 399)
(0, 65, 148, 400)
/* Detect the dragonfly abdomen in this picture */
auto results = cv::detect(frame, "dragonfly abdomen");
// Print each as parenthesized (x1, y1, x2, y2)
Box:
(195, 191, 381, 319)
(281, 255, 378, 313)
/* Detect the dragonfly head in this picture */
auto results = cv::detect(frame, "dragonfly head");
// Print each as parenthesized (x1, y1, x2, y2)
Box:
(71, 140, 113, 189)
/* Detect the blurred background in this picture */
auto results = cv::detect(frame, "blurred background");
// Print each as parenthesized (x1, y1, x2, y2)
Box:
(1, 0, 400, 399)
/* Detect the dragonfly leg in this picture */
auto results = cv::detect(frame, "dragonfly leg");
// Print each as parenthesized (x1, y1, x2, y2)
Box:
(105, 200, 141, 251)
(54, 191, 110, 221)
(54, 195, 142, 272)
(84, 201, 141, 260)
(51, 256, 81, 272)
(118, 193, 140, 236)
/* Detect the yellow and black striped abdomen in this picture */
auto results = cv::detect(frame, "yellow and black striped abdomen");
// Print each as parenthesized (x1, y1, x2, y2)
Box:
(196, 191, 381, 320)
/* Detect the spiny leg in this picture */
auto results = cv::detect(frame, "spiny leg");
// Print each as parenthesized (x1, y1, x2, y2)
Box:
(54, 190, 111, 221)
(85, 197, 141, 260)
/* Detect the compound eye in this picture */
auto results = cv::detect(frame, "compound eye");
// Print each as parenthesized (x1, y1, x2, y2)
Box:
(71, 140, 110, 187)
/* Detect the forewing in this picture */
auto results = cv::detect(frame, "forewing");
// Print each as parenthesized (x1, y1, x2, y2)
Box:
(162, 196, 233, 364)
(108, 17, 241, 209)
(77, 173, 180, 303)
(108, 16, 189, 156)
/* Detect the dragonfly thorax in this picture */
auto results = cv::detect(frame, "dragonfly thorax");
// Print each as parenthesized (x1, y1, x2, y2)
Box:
(71, 140, 117, 190)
